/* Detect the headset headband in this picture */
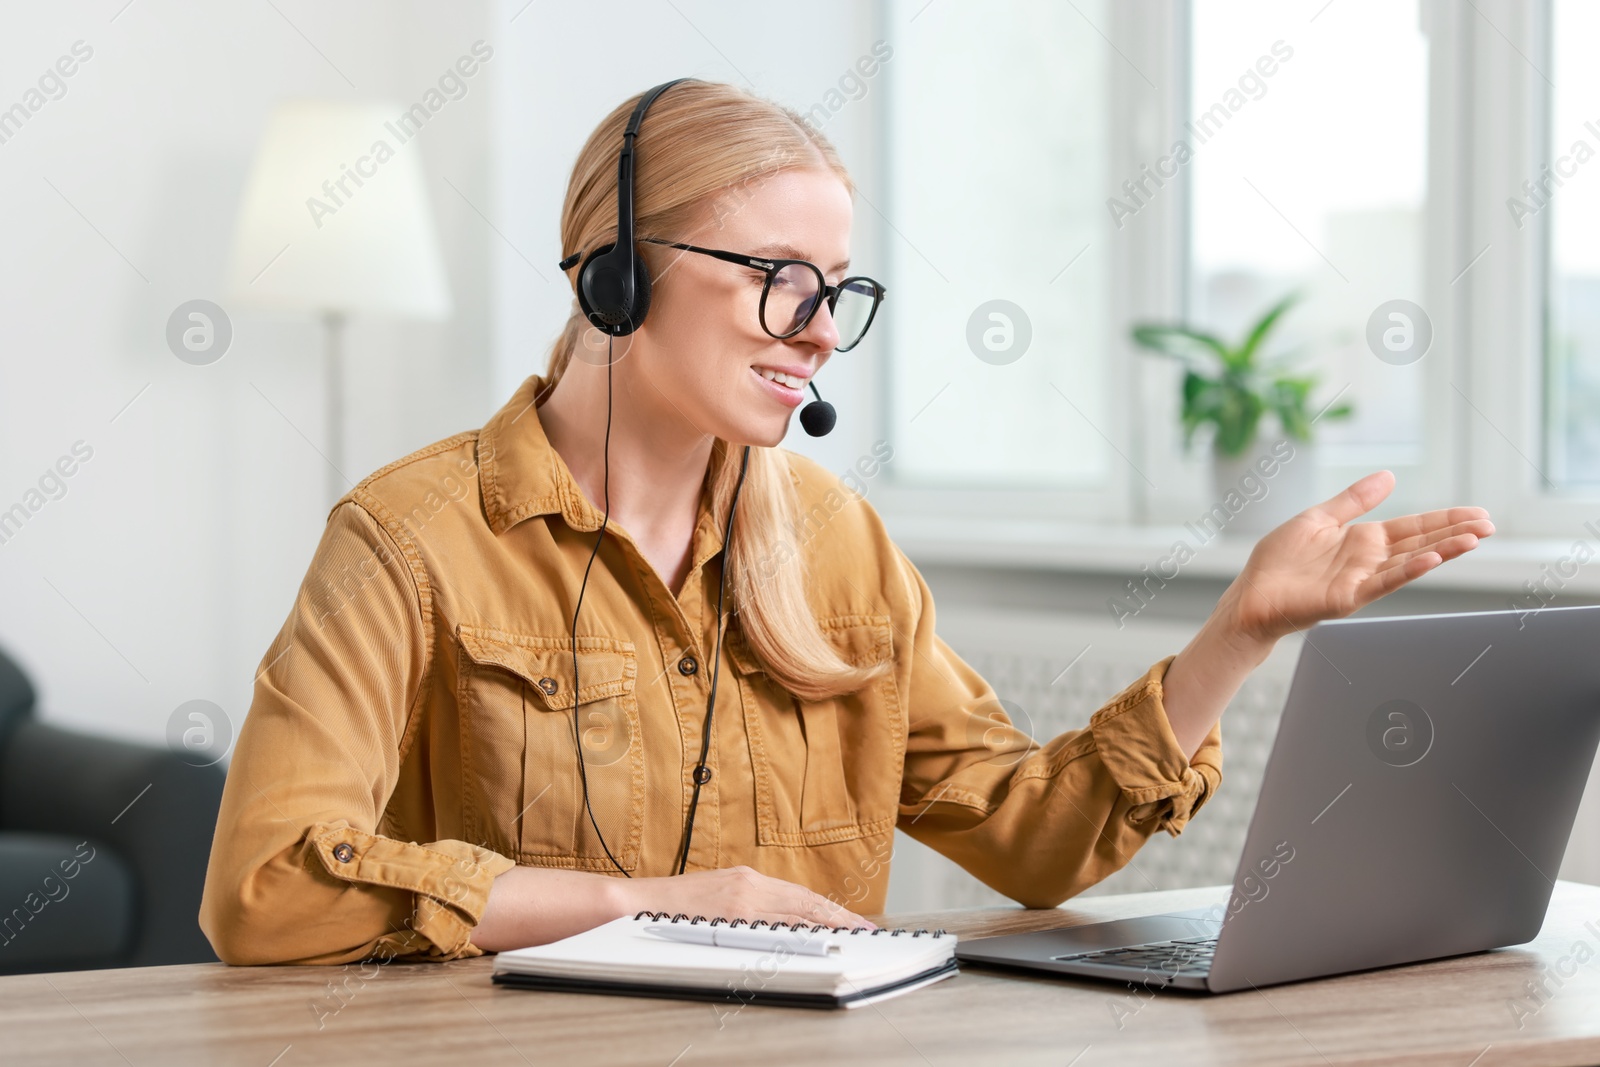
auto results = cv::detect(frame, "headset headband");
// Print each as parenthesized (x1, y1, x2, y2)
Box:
(614, 78, 688, 277)
(560, 78, 693, 335)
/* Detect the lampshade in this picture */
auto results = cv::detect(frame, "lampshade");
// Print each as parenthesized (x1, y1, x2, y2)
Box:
(225, 99, 452, 319)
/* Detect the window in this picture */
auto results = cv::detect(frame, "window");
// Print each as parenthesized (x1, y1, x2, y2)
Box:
(881, 0, 1112, 493)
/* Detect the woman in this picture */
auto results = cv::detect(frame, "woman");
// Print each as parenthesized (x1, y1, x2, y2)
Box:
(199, 79, 1492, 965)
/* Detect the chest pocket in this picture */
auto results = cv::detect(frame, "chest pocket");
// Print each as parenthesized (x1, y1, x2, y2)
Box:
(730, 615, 901, 847)
(456, 624, 642, 871)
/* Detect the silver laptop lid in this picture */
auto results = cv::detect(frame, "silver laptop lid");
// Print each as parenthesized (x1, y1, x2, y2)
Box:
(1207, 603, 1600, 992)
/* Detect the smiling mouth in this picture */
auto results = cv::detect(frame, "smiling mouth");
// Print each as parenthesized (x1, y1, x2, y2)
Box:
(753, 367, 809, 389)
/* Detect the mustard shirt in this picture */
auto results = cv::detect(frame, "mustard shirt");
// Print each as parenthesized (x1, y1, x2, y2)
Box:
(199, 373, 1223, 966)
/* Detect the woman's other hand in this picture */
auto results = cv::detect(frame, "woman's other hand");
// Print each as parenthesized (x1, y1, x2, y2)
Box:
(471, 863, 875, 953)
(620, 865, 877, 930)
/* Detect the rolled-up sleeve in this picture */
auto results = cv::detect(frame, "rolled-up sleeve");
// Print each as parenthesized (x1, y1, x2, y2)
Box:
(1088, 656, 1221, 835)
(199, 500, 515, 965)
(891, 546, 1223, 909)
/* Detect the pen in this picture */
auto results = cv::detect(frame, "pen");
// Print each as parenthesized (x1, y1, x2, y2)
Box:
(642, 924, 842, 957)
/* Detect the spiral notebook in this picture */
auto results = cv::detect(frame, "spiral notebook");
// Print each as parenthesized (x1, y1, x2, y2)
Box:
(490, 911, 959, 1009)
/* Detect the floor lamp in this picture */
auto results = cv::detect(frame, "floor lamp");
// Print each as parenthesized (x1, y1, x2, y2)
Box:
(225, 99, 452, 504)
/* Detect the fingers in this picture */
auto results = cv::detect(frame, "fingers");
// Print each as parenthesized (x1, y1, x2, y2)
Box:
(1380, 507, 1494, 545)
(1373, 530, 1484, 578)
(757, 902, 869, 930)
(1382, 518, 1495, 559)
(1362, 550, 1442, 602)
(715, 867, 875, 930)
(1313, 470, 1397, 525)
(801, 891, 875, 930)
(1362, 526, 1490, 602)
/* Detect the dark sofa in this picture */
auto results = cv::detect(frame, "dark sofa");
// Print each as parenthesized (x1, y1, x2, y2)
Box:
(0, 646, 224, 974)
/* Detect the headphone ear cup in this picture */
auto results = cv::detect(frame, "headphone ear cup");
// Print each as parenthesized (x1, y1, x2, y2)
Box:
(576, 242, 652, 336)
(576, 244, 625, 330)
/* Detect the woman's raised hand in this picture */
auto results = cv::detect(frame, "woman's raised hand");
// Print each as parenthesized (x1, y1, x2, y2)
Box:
(1125, 470, 1491, 760)
(1226, 470, 1494, 644)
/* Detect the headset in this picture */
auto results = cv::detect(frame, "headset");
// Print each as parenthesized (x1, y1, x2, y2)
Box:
(553, 79, 835, 879)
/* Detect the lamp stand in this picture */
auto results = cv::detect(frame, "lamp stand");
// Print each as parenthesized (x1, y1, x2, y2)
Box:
(322, 309, 346, 505)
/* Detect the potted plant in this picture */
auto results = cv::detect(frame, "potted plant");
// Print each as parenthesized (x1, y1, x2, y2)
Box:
(1130, 292, 1353, 536)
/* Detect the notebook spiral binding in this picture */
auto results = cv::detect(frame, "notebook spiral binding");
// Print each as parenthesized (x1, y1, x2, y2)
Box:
(633, 910, 949, 938)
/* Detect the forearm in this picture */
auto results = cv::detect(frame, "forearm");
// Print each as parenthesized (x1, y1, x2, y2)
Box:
(470, 866, 638, 952)
(1161, 583, 1276, 760)
(896, 655, 1223, 908)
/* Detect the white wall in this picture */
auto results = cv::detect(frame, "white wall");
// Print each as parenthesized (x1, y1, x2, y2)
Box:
(0, 1, 493, 743)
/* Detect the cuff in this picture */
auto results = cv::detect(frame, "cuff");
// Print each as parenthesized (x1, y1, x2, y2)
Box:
(310, 824, 517, 960)
(1089, 655, 1223, 837)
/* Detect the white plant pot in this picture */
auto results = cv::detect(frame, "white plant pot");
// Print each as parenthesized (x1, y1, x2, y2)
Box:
(1207, 435, 1319, 538)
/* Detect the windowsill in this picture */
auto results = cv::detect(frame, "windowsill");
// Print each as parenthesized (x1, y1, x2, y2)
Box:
(882, 513, 1600, 596)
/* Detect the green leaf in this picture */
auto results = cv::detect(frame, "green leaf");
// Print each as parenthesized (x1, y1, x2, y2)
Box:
(1273, 375, 1315, 405)
(1233, 291, 1302, 370)
(1178, 370, 1224, 453)
(1214, 389, 1264, 456)
(1276, 401, 1312, 441)
(1130, 324, 1231, 367)
(1317, 402, 1355, 421)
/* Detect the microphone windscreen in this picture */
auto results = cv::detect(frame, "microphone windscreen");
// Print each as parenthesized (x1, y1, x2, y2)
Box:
(799, 399, 836, 437)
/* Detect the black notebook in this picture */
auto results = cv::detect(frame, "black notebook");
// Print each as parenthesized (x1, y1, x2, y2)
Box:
(491, 911, 959, 1010)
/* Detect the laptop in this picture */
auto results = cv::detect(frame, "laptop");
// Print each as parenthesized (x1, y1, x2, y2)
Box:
(955, 603, 1600, 993)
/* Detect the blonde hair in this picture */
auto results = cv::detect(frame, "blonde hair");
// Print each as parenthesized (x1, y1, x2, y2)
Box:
(543, 80, 888, 702)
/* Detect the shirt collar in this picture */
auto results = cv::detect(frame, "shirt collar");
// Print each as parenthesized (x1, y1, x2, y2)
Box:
(477, 373, 733, 552)
(476, 373, 581, 535)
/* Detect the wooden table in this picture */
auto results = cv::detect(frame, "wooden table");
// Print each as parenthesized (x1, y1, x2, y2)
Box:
(6, 881, 1600, 1066)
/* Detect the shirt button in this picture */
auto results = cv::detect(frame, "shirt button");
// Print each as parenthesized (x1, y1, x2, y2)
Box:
(538, 677, 559, 695)
(693, 765, 713, 784)
(333, 843, 355, 864)
(678, 656, 698, 676)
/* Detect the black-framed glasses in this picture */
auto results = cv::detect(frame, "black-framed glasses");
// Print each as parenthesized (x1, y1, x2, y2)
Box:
(641, 237, 885, 351)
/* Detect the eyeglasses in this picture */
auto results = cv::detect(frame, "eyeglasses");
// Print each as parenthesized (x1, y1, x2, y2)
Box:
(641, 237, 885, 352)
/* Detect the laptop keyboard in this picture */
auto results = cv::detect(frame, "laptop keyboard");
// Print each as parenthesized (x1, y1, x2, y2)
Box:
(1054, 936, 1218, 977)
